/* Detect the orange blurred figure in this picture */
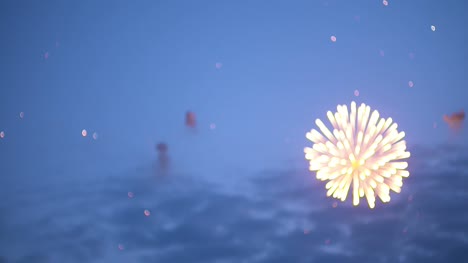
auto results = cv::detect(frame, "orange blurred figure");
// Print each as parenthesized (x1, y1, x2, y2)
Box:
(443, 110, 465, 132)
(185, 111, 196, 128)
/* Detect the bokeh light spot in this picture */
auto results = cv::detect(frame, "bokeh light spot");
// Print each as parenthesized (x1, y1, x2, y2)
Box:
(144, 209, 151, 216)
(431, 25, 436, 31)
(0, 131, 4, 139)
(383, 0, 388, 6)
(92, 132, 98, 140)
(19, 112, 24, 119)
(81, 129, 87, 137)
(210, 123, 216, 130)
(354, 90, 360, 97)
(408, 81, 414, 88)
(215, 62, 223, 69)
(118, 244, 124, 250)
(330, 35, 337, 42)
(128, 192, 134, 198)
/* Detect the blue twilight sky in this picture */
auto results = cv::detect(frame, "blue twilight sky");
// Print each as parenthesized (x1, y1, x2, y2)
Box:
(1, 0, 467, 176)
(0, 1, 467, 262)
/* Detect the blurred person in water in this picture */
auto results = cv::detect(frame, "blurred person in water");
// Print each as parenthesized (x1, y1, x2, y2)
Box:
(185, 111, 197, 133)
(155, 142, 170, 175)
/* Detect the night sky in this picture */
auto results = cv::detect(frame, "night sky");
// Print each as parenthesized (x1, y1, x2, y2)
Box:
(0, 0, 467, 262)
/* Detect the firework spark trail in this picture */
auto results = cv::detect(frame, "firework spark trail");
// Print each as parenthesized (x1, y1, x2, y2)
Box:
(305, 102, 411, 209)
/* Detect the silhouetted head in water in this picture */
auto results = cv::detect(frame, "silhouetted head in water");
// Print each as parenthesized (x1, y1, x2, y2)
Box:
(443, 110, 465, 132)
(156, 143, 168, 153)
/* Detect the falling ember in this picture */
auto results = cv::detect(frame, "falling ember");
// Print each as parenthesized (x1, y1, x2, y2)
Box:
(354, 90, 360, 97)
(215, 62, 223, 69)
(0, 131, 4, 139)
(19, 112, 24, 119)
(92, 132, 98, 140)
(304, 101, 411, 209)
(431, 25, 436, 31)
(144, 209, 151, 216)
(81, 129, 87, 137)
(382, 0, 388, 6)
(118, 244, 124, 251)
(127, 192, 134, 198)
(408, 81, 414, 88)
(330, 35, 337, 42)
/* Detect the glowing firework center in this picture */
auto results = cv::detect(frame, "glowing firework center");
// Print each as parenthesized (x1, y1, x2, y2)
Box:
(304, 101, 411, 209)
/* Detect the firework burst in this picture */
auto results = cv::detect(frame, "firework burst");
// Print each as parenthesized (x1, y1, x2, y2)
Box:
(304, 102, 411, 208)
